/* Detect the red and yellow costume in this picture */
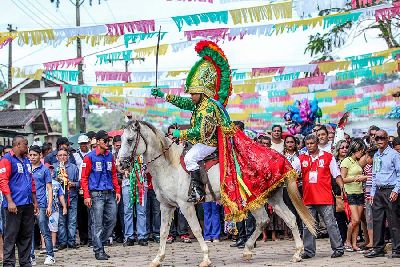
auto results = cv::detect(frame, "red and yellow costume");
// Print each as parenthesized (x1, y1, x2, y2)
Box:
(171, 41, 297, 221)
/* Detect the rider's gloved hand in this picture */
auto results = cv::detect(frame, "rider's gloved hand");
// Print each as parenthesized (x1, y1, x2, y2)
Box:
(151, 88, 165, 98)
(172, 129, 180, 138)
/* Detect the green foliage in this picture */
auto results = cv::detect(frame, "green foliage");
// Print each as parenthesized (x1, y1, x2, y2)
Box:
(0, 81, 6, 93)
(87, 110, 125, 132)
(305, 3, 400, 60)
(49, 118, 62, 133)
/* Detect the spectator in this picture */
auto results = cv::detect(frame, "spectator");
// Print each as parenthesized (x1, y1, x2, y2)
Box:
(73, 134, 91, 246)
(397, 121, 400, 137)
(81, 130, 121, 260)
(53, 148, 80, 250)
(332, 140, 349, 244)
(299, 134, 345, 259)
(0, 135, 39, 267)
(0, 145, 5, 158)
(41, 143, 53, 159)
(203, 202, 221, 242)
(44, 137, 77, 166)
(366, 126, 380, 147)
(365, 130, 400, 258)
(146, 172, 161, 243)
(90, 138, 97, 151)
(392, 137, 400, 153)
(317, 126, 332, 153)
(3, 146, 12, 154)
(340, 138, 367, 252)
(270, 125, 284, 154)
(257, 135, 272, 147)
(282, 135, 302, 236)
(86, 131, 96, 142)
(28, 145, 55, 265)
(47, 164, 67, 250)
(363, 147, 378, 251)
(112, 135, 124, 244)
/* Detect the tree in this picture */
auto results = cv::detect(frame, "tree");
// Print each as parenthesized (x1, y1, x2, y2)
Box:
(87, 110, 125, 132)
(305, 1, 400, 60)
(0, 81, 6, 93)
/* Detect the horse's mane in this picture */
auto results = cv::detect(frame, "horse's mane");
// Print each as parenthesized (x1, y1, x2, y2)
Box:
(138, 120, 181, 167)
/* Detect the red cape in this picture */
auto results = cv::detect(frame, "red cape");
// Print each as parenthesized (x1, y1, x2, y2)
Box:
(218, 127, 297, 222)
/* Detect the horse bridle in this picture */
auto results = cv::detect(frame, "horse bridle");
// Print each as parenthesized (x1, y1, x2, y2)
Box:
(121, 121, 173, 167)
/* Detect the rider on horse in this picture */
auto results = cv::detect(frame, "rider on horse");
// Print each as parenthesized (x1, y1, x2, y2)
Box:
(151, 53, 224, 203)
(151, 41, 297, 222)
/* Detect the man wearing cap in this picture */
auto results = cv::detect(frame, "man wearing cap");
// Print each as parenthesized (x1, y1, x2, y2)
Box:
(0, 135, 39, 267)
(44, 137, 77, 166)
(73, 134, 91, 246)
(81, 130, 121, 260)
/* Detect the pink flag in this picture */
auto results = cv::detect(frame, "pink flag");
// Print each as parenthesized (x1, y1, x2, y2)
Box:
(95, 71, 132, 82)
(184, 28, 229, 41)
(251, 67, 284, 76)
(292, 75, 325, 87)
(106, 20, 155, 36)
(44, 57, 83, 70)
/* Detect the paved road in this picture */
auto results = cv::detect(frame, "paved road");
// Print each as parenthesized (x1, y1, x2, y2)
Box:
(32, 238, 400, 267)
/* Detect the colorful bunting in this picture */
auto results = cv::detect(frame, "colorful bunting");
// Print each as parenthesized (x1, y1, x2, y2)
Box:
(43, 57, 83, 70)
(229, 1, 293, 25)
(172, 11, 229, 31)
(96, 71, 132, 82)
(375, 2, 400, 21)
(106, 20, 156, 35)
(134, 44, 169, 57)
(96, 50, 133, 64)
(124, 32, 167, 47)
(46, 70, 80, 82)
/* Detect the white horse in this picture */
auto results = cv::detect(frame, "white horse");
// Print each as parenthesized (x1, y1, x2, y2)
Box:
(118, 120, 316, 267)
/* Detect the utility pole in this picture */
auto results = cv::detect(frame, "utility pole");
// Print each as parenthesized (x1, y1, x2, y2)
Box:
(7, 24, 16, 90)
(75, 0, 85, 133)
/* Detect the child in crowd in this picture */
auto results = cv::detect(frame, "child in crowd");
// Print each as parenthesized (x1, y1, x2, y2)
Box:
(48, 165, 68, 248)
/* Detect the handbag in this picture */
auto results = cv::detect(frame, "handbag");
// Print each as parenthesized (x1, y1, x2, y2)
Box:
(335, 195, 344, 212)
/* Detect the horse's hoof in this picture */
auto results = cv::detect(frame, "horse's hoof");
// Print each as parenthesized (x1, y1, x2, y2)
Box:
(291, 255, 302, 263)
(199, 260, 212, 267)
(242, 253, 253, 261)
(149, 261, 160, 267)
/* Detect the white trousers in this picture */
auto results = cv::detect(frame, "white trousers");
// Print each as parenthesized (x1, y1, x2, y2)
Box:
(184, 143, 217, 171)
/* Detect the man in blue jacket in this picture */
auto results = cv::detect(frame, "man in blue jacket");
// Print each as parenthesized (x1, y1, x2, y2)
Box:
(0, 135, 38, 267)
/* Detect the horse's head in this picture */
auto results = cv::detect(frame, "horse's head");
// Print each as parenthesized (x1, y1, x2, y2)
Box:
(118, 120, 147, 170)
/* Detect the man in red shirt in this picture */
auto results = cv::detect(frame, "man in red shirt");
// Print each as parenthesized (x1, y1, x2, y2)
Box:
(0, 135, 38, 267)
(81, 130, 121, 260)
(299, 134, 345, 259)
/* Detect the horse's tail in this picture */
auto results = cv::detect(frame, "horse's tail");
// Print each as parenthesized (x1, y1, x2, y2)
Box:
(285, 176, 317, 236)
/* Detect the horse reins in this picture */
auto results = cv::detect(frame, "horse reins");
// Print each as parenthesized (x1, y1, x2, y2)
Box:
(128, 122, 174, 166)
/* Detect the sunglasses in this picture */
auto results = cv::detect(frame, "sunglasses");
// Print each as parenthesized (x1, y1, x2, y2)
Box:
(375, 136, 387, 141)
(340, 146, 349, 149)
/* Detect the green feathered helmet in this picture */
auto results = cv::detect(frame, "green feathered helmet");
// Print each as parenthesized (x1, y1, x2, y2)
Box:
(185, 41, 233, 107)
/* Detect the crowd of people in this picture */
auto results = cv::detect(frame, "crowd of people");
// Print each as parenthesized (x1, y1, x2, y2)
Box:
(0, 121, 399, 266)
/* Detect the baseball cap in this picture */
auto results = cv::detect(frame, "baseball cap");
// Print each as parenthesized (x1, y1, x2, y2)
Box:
(78, 134, 90, 144)
(95, 130, 109, 141)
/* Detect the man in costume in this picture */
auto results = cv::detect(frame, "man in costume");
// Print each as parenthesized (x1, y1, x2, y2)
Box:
(152, 41, 296, 221)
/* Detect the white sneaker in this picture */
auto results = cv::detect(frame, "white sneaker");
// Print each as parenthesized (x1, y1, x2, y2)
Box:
(31, 257, 37, 266)
(44, 256, 55, 265)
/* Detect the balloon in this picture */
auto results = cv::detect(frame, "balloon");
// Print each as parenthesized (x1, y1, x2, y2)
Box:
(284, 112, 292, 121)
(292, 114, 303, 123)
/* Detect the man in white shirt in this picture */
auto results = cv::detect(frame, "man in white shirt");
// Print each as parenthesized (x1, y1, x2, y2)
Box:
(270, 125, 284, 154)
(317, 126, 333, 154)
(73, 135, 91, 170)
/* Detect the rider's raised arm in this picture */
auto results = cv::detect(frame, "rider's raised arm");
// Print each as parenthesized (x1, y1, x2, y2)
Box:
(166, 94, 195, 111)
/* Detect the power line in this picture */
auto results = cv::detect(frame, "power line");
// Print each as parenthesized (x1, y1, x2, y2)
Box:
(16, 0, 55, 28)
(83, 5, 97, 24)
(105, 0, 117, 22)
(10, 0, 47, 28)
(24, 0, 64, 28)
(33, 0, 70, 26)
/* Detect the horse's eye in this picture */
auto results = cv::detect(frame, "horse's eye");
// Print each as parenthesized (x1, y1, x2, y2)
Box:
(127, 139, 133, 144)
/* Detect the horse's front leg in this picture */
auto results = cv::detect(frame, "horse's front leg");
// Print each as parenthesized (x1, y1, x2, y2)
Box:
(149, 204, 175, 267)
(179, 202, 211, 267)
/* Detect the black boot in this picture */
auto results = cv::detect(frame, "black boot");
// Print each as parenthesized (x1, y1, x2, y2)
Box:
(187, 170, 205, 203)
